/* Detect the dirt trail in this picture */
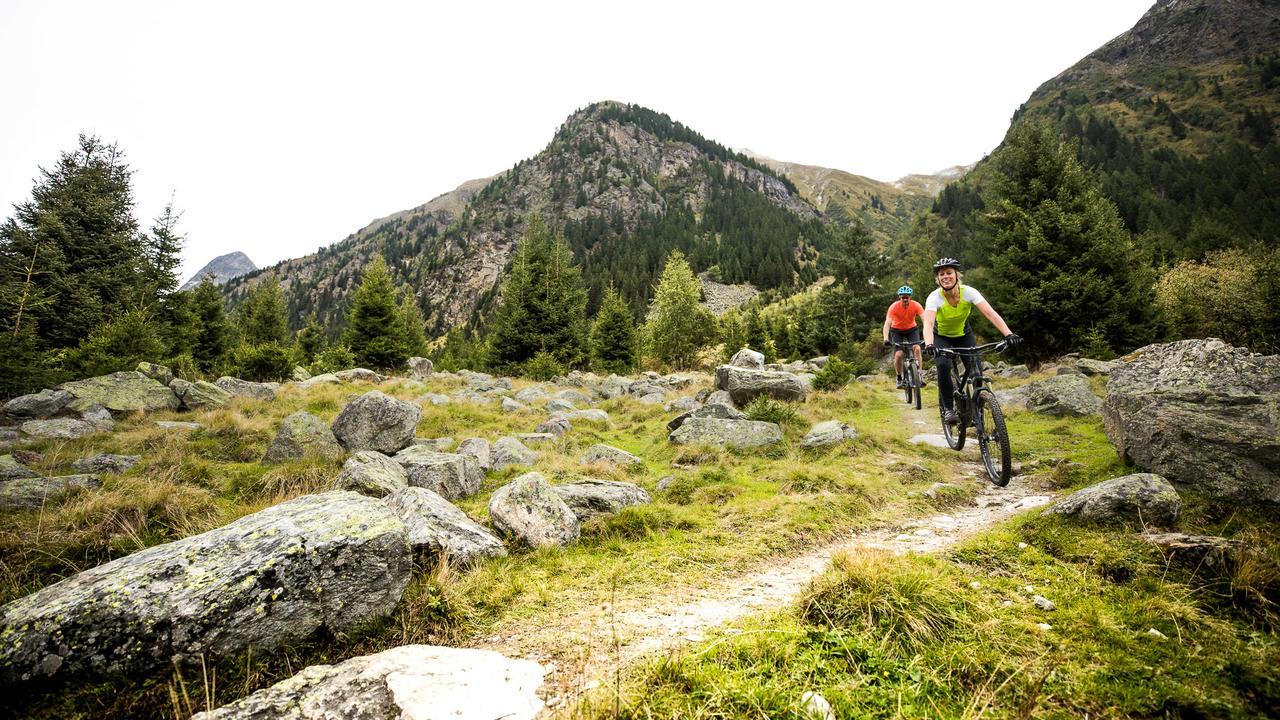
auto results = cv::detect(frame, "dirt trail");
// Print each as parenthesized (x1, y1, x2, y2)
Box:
(473, 409, 1056, 714)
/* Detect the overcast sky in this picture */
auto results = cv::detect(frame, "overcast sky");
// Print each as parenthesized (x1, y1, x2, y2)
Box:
(1, 0, 1154, 283)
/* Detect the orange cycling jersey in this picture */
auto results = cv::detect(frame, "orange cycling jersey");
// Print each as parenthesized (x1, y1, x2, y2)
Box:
(887, 299, 925, 331)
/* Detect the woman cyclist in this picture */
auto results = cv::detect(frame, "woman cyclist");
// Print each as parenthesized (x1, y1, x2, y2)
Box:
(921, 258, 1022, 424)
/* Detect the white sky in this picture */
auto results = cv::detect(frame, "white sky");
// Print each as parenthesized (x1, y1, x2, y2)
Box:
(0, 0, 1154, 283)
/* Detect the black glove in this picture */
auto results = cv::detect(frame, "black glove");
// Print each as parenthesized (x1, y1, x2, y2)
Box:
(924, 343, 936, 358)
(883, 340, 892, 348)
(1004, 334, 1023, 348)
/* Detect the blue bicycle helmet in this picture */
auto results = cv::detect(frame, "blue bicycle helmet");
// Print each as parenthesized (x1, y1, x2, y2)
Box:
(897, 285, 913, 296)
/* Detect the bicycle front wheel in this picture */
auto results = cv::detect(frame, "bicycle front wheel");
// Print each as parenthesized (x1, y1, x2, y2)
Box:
(975, 389, 1012, 486)
(941, 364, 966, 450)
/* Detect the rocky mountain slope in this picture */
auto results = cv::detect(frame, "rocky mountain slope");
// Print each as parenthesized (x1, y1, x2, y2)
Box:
(180, 251, 257, 290)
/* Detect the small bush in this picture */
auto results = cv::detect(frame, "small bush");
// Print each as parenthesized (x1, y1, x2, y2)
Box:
(522, 351, 565, 381)
(744, 396, 801, 426)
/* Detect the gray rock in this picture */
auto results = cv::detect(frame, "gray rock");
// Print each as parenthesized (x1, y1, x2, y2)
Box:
(488, 472, 579, 549)
(1077, 358, 1119, 376)
(714, 366, 807, 405)
(406, 356, 435, 380)
(1024, 375, 1102, 416)
(552, 478, 651, 522)
(191, 645, 544, 720)
(291, 366, 312, 382)
(1103, 339, 1280, 503)
(214, 377, 277, 401)
(332, 390, 422, 454)
(156, 420, 202, 431)
(3, 389, 73, 419)
(545, 398, 576, 413)
(501, 397, 530, 414)
(71, 453, 140, 475)
(19, 418, 100, 440)
(1046, 473, 1181, 526)
(135, 362, 174, 386)
(393, 446, 484, 501)
(536, 416, 572, 436)
(171, 378, 234, 410)
(334, 368, 386, 383)
(0, 491, 410, 685)
(666, 402, 745, 433)
(384, 488, 507, 567)
(59, 371, 179, 413)
(0, 474, 100, 510)
(0, 454, 39, 480)
(457, 438, 492, 471)
(333, 450, 408, 497)
(264, 411, 344, 462)
(669, 418, 783, 448)
(729, 347, 766, 369)
(420, 393, 451, 406)
(581, 443, 643, 467)
(493, 436, 538, 470)
(801, 420, 857, 448)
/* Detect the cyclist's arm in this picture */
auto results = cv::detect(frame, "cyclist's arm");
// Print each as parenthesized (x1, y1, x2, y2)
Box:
(975, 300, 1013, 337)
(922, 308, 937, 345)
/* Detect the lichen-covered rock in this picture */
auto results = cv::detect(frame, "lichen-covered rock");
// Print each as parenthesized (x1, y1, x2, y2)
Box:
(191, 645, 544, 720)
(19, 418, 101, 440)
(214, 377, 278, 401)
(71, 454, 140, 475)
(1103, 339, 1280, 503)
(669, 418, 782, 448)
(801, 420, 858, 448)
(0, 474, 100, 511)
(1023, 375, 1102, 417)
(457, 438, 491, 471)
(552, 479, 651, 522)
(331, 390, 421, 454)
(407, 356, 435, 380)
(581, 443, 643, 467)
(333, 451, 408, 497)
(393, 446, 484, 501)
(2, 389, 73, 419)
(714, 366, 807, 405)
(492, 436, 538, 470)
(135, 362, 174, 386)
(171, 378, 234, 410)
(729, 347, 765, 369)
(1046, 473, 1181, 526)
(0, 491, 410, 685)
(59, 371, 179, 413)
(384, 488, 507, 566)
(666, 403, 747, 433)
(264, 412, 344, 462)
(0, 454, 39, 481)
(488, 472, 579, 549)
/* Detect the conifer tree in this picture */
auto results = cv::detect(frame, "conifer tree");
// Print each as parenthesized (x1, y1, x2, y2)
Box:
(589, 284, 639, 374)
(343, 255, 406, 370)
(644, 249, 716, 369)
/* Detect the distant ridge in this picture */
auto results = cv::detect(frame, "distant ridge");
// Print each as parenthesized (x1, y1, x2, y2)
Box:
(181, 251, 257, 291)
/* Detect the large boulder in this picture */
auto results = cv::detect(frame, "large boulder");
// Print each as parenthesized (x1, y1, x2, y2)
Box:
(393, 446, 484, 501)
(263, 412, 344, 462)
(666, 402, 745, 433)
(331, 390, 421, 454)
(0, 474, 100, 511)
(384, 487, 507, 566)
(214, 377, 278, 402)
(407, 356, 435, 380)
(333, 450, 409, 497)
(488, 472, 579, 549)
(2, 389, 72, 419)
(714, 366, 807, 405)
(1046, 473, 1181, 527)
(19, 418, 101, 440)
(1024, 375, 1102, 417)
(58, 371, 179, 413)
(1102, 339, 1280, 503)
(669, 418, 783, 448)
(192, 645, 544, 720)
(171, 378, 234, 410)
(0, 491, 410, 685)
(552, 478, 651, 522)
(580, 443, 643, 468)
(71, 453, 140, 475)
(492, 436, 538, 470)
(0, 454, 39, 481)
(728, 347, 766, 369)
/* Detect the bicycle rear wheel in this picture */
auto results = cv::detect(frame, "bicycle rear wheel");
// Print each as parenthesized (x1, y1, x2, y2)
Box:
(975, 389, 1012, 486)
(941, 364, 966, 450)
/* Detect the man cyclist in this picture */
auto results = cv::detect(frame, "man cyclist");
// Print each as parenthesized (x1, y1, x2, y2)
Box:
(882, 286, 924, 389)
(922, 258, 1022, 425)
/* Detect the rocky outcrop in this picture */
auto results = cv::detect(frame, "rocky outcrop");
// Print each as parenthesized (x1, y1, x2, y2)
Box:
(333, 451, 409, 497)
(802, 420, 857, 448)
(384, 488, 507, 566)
(580, 443, 643, 468)
(714, 366, 806, 405)
(393, 446, 484, 501)
(192, 645, 544, 720)
(669, 418, 783, 448)
(1024, 375, 1102, 417)
(488, 472, 579, 549)
(1102, 339, 1280, 503)
(214, 377, 278, 401)
(552, 478, 651, 522)
(1046, 473, 1181, 527)
(58, 371, 179, 413)
(171, 379, 234, 410)
(0, 491, 411, 685)
(331, 391, 421, 454)
(264, 412, 344, 463)
(0, 474, 100, 511)
(2, 389, 72, 419)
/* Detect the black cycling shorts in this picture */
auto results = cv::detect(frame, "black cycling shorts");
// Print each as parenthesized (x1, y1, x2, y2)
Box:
(889, 327, 921, 345)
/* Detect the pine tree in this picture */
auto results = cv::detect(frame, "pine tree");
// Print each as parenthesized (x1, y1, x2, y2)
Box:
(237, 277, 288, 346)
(191, 278, 231, 372)
(644, 249, 716, 369)
(981, 121, 1156, 362)
(589, 284, 639, 374)
(343, 255, 406, 370)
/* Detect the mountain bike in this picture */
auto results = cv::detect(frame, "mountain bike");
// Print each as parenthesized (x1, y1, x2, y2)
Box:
(892, 340, 924, 410)
(933, 340, 1012, 486)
